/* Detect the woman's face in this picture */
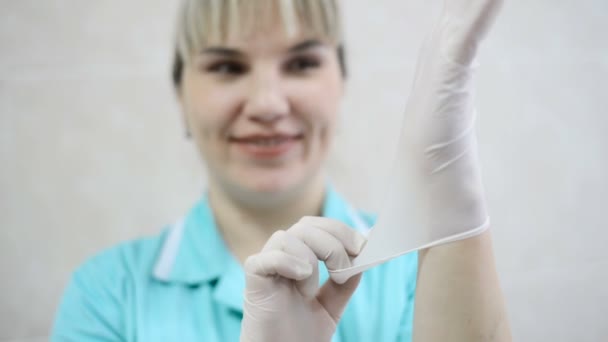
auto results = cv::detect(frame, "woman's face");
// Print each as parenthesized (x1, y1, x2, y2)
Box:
(179, 20, 344, 199)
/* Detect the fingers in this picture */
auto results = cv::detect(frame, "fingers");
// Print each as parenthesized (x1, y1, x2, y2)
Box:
(288, 217, 366, 284)
(294, 216, 367, 256)
(244, 249, 312, 281)
(262, 230, 319, 298)
(444, 0, 503, 40)
(439, 0, 504, 65)
(245, 217, 367, 295)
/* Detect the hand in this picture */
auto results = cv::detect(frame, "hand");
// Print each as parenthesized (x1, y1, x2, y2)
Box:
(240, 216, 367, 342)
(326, 0, 504, 286)
(400, 0, 503, 241)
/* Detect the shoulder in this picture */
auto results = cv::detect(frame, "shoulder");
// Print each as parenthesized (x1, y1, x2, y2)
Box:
(64, 227, 171, 306)
(75, 229, 168, 281)
(52, 229, 171, 340)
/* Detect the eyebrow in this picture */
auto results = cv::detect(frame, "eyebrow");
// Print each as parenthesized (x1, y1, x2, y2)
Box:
(201, 47, 244, 57)
(288, 39, 323, 53)
(200, 39, 324, 57)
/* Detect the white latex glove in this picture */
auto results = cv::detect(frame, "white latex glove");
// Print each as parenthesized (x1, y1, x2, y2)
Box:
(240, 216, 367, 342)
(331, 0, 503, 283)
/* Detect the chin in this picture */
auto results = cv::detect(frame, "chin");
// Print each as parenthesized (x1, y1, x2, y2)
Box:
(235, 164, 315, 200)
(248, 172, 301, 195)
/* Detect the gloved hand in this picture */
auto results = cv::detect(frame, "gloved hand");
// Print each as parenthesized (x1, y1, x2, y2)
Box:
(398, 0, 503, 240)
(330, 0, 504, 283)
(240, 216, 367, 342)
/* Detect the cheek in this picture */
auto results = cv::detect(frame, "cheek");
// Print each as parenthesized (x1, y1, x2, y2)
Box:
(296, 78, 342, 138)
(186, 84, 238, 134)
(183, 87, 241, 159)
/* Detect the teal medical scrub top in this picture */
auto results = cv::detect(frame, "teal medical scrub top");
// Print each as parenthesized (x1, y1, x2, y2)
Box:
(52, 187, 418, 341)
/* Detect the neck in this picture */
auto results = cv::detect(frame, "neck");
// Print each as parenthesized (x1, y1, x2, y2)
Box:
(208, 175, 327, 264)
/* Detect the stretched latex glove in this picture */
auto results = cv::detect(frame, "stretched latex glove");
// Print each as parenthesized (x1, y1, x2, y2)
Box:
(240, 217, 367, 342)
(331, 0, 503, 283)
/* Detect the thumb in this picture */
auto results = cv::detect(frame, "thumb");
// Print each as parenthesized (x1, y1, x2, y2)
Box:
(316, 273, 362, 323)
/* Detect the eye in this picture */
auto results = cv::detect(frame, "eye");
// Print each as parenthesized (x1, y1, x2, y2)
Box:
(285, 56, 321, 74)
(206, 61, 247, 75)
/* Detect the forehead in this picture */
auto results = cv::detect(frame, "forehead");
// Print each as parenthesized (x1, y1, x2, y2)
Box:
(176, 0, 341, 61)
(206, 29, 330, 57)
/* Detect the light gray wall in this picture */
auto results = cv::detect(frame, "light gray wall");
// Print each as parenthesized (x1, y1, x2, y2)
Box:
(1, 1, 606, 341)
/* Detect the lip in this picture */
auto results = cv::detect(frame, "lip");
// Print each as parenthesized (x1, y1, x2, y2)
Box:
(230, 134, 303, 160)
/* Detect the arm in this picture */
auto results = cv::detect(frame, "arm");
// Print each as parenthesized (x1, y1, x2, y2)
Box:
(414, 232, 511, 341)
(401, 0, 512, 340)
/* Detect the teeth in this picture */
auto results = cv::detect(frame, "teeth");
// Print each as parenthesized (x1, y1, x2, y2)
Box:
(250, 138, 285, 146)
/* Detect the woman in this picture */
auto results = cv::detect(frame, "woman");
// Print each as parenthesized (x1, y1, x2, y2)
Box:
(52, 0, 511, 341)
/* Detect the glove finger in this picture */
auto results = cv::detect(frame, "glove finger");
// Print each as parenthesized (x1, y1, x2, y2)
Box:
(262, 230, 319, 298)
(244, 250, 312, 282)
(296, 216, 367, 256)
(439, 0, 503, 65)
(289, 223, 355, 283)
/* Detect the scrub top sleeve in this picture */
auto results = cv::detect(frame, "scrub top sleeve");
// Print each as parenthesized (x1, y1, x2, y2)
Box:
(51, 250, 129, 342)
(396, 253, 419, 342)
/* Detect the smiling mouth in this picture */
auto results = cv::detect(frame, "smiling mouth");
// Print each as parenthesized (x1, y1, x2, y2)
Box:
(230, 134, 304, 158)
(230, 134, 303, 145)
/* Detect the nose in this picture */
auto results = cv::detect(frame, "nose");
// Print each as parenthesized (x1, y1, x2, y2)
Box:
(242, 72, 290, 125)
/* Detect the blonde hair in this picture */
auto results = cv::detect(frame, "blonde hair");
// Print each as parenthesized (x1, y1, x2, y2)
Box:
(172, 0, 346, 87)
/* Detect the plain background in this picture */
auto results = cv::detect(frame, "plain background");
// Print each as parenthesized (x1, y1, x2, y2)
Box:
(1, 0, 607, 341)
